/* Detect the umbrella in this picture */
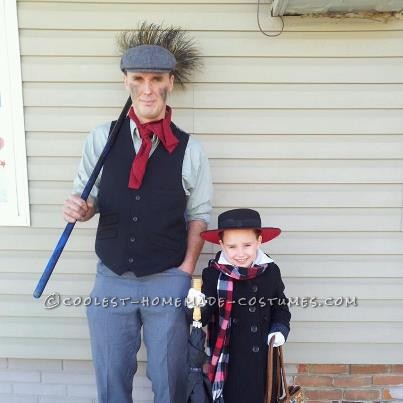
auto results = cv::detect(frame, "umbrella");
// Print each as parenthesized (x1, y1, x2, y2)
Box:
(33, 96, 132, 299)
(186, 279, 213, 403)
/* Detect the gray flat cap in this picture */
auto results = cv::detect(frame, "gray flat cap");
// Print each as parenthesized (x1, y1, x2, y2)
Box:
(120, 44, 176, 72)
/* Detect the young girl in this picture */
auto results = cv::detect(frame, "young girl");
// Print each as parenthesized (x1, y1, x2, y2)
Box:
(188, 208, 291, 403)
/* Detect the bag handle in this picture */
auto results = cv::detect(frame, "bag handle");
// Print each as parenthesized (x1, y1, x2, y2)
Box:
(266, 335, 286, 402)
(265, 335, 276, 403)
(266, 335, 293, 402)
(278, 344, 290, 399)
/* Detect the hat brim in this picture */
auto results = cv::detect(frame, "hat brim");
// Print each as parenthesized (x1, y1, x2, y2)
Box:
(125, 67, 172, 73)
(201, 227, 281, 245)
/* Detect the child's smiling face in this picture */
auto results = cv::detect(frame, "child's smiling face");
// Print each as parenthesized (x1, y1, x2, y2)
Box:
(219, 228, 262, 268)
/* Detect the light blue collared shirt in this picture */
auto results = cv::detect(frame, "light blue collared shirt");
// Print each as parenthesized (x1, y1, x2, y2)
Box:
(73, 119, 213, 223)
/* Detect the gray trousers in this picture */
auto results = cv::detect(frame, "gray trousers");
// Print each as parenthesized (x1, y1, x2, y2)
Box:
(87, 261, 191, 403)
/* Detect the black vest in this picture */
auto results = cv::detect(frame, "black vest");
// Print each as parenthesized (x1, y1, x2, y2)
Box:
(95, 117, 189, 276)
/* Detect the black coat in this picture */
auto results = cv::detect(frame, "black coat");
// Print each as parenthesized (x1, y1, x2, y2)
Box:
(201, 253, 291, 403)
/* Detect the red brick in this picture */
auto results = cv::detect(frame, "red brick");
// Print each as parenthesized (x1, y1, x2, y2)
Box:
(350, 364, 389, 374)
(295, 375, 333, 387)
(373, 375, 403, 385)
(344, 388, 381, 400)
(391, 365, 403, 374)
(333, 375, 372, 387)
(298, 364, 308, 373)
(308, 364, 349, 374)
(304, 388, 343, 400)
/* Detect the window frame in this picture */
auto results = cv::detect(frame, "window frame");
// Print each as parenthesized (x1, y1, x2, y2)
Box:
(0, 0, 30, 226)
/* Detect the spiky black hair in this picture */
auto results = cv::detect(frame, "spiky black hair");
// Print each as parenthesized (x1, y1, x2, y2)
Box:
(117, 21, 202, 87)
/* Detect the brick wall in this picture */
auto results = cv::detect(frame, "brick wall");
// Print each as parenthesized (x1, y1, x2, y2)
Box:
(1, 359, 403, 402)
(286, 364, 403, 402)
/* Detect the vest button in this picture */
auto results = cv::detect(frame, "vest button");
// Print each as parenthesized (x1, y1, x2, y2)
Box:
(251, 325, 258, 333)
(132, 216, 138, 222)
(251, 284, 258, 293)
(130, 236, 135, 242)
(248, 306, 256, 313)
(128, 257, 134, 263)
(252, 345, 260, 353)
(135, 195, 141, 201)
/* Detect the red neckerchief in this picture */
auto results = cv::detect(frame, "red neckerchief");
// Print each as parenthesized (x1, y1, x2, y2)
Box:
(127, 105, 179, 189)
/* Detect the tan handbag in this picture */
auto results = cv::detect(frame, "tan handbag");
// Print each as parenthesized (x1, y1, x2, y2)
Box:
(265, 336, 304, 403)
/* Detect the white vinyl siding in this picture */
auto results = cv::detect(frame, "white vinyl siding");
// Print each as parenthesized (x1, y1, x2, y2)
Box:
(0, 0, 402, 364)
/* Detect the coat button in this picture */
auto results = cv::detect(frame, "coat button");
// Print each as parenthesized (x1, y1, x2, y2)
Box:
(252, 345, 260, 353)
(251, 284, 258, 293)
(248, 306, 256, 313)
(132, 216, 138, 222)
(232, 318, 238, 325)
(128, 257, 134, 263)
(129, 236, 136, 242)
(251, 325, 258, 333)
(135, 195, 141, 201)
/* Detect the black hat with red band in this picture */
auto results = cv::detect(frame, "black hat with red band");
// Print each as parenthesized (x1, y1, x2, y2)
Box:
(201, 208, 281, 245)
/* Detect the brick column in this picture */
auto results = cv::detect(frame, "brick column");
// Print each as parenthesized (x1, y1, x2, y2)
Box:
(284, 363, 403, 402)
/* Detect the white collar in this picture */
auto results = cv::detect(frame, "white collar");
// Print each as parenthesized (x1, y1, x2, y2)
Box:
(218, 248, 274, 266)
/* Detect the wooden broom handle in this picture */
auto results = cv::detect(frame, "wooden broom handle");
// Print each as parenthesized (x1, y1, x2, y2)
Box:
(192, 278, 202, 322)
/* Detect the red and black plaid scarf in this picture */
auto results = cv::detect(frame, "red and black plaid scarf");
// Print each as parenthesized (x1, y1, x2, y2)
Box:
(207, 256, 268, 402)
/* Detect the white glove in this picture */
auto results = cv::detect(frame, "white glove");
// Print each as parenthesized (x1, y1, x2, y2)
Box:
(267, 332, 285, 347)
(186, 287, 207, 309)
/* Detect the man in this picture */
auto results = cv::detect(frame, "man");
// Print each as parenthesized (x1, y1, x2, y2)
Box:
(63, 23, 212, 403)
